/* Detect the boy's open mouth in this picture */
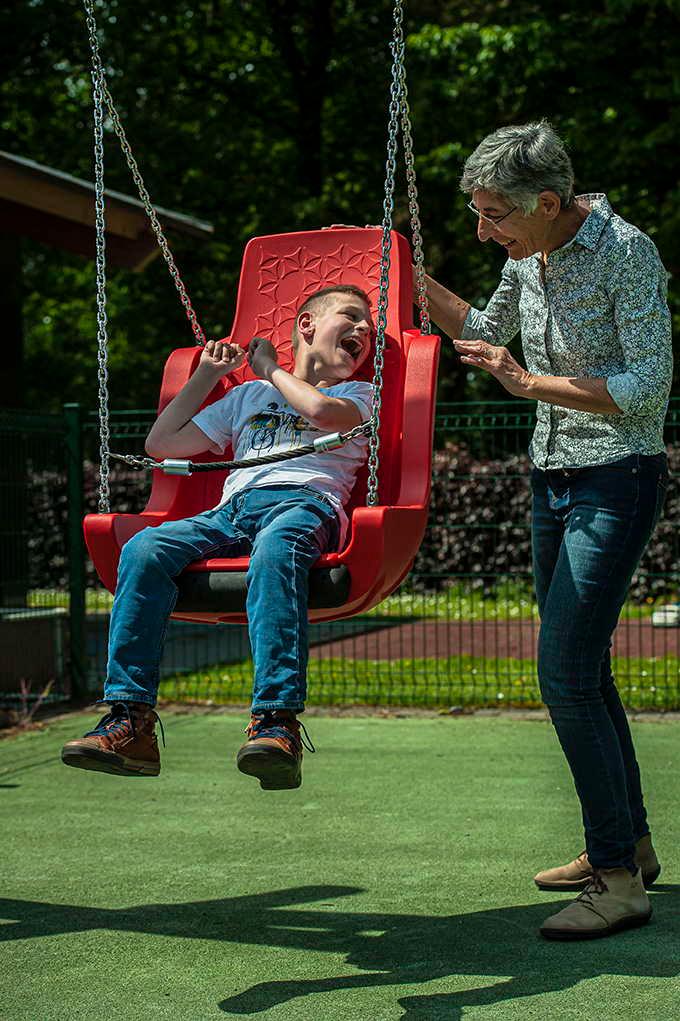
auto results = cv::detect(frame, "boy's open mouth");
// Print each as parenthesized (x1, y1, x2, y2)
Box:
(341, 337, 364, 359)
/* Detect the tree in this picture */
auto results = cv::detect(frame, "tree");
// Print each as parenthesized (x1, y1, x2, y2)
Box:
(2, 0, 678, 411)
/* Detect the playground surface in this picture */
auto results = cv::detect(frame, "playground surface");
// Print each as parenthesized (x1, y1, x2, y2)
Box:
(1, 711, 679, 1021)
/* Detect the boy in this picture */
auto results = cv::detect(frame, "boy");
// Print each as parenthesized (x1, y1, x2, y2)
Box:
(61, 284, 375, 790)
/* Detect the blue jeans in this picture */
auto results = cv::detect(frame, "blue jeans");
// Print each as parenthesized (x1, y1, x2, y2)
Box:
(532, 453, 668, 870)
(104, 485, 339, 713)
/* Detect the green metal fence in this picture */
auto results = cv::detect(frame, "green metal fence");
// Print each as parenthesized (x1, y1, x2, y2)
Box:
(2, 401, 680, 711)
(0, 409, 75, 708)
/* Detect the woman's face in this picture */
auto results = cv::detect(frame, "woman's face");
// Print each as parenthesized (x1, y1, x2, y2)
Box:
(470, 188, 559, 260)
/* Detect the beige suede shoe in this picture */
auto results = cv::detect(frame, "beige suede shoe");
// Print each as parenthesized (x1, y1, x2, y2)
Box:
(534, 834, 661, 891)
(540, 867, 652, 940)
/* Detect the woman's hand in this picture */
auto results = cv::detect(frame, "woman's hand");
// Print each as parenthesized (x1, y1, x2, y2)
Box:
(453, 338, 534, 398)
(199, 339, 244, 376)
(321, 223, 380, 230)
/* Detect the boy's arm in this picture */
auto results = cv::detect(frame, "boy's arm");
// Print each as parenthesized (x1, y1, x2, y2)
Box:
(145, 341, 244, 458)
(248, 338, 366, 432)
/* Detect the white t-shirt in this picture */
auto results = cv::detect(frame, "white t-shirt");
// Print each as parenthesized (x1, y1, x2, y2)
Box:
(192, 379, 374, 545)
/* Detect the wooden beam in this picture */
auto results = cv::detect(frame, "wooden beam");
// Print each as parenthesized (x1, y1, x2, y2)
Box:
(0, 197, 160, 271)
(0, 151, 214, 270)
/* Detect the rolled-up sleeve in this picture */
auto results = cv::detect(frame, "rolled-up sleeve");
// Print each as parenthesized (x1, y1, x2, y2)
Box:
(605, 236, 673, 417)
(461, 259, 521, 346)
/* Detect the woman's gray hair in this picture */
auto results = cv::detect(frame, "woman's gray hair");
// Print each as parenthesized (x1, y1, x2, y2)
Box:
(460, 121, 575, 214)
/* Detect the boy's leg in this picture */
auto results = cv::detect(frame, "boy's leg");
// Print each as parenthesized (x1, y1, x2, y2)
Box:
(62, 507, 249, 776)
(105, 509, 248, 704)
(236, 486, 338, 789)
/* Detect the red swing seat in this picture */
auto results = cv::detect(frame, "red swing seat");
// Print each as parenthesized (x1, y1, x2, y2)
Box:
(84, 227, 440, 624)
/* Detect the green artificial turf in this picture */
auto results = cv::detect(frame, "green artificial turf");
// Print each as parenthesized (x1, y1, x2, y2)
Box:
(1, 712, 679, 1021)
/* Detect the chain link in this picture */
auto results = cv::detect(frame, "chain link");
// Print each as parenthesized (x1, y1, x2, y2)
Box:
(397, 35, 431, 335)
(366, 0, 405, 507)
(84, 0, 111, 512)
(83, 0, 429, 514)
(99, 76, 208, 348)
(366, 0, 431, 505)
(83, 0, 210, 510)
(83, 0, 207, 348)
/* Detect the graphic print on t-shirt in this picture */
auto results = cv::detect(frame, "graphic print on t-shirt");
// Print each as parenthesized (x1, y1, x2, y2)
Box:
(248, 402, 311, 453)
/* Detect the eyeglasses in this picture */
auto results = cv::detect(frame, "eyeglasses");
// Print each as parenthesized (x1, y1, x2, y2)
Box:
(466, 200, 517, 227)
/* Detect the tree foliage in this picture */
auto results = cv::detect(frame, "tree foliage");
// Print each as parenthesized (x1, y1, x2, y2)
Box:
(3, 0, 679, 411)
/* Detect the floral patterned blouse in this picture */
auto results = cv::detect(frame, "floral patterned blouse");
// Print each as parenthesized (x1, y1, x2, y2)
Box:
(461, 194, 673, 469)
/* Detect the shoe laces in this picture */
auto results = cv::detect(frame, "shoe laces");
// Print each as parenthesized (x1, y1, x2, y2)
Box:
(87, 701, 166, 747)
(576, 870, 608, 908)
(246, 712, 315, 753)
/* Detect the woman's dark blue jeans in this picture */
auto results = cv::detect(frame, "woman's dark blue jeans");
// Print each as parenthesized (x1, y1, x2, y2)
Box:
(531, 453, 668, 871)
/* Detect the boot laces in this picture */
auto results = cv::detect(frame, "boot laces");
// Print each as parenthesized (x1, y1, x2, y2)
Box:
(246, 712, 315, 753)
(87, 701, 166, 747)
(297, 719, 315, 753)
(576, 869, 608, 907)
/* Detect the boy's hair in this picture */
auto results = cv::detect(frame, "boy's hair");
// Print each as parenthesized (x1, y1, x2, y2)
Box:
(291, 284, 371, 350)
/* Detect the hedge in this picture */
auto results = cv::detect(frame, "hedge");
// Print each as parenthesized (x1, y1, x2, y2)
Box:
(26, 450, 680, 602)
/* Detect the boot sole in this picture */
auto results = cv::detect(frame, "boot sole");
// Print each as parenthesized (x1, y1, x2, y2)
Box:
(535, 866, 661, 892)
(61, 747, 160, 777)
(535, 878, 592, 892)
(236, 746, 301, 790)
(540, 908, 652, 941)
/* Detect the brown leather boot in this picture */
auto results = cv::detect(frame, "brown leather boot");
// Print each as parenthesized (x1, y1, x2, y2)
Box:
(236, 711, 314, 790)
(539, 866, 652, 940)
(61, 702, 162, 777)
(534, 834, 661, 891)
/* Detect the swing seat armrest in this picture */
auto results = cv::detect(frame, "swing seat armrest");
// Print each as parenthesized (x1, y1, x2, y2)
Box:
(83, 512, 169, 594)
(337, 503, 429, 612)
(396, 330, 441, 507)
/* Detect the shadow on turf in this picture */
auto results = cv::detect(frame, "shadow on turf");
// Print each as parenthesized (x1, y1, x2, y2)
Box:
(2, 884, 678, 1018)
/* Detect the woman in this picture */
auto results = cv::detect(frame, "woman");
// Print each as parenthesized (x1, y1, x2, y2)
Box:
(425, 121, 672, 941)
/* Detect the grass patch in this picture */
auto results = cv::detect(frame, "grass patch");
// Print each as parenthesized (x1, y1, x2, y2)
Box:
(28, 588, 114, 612)
(28, 580, 677, 621)
(366, 580, 675, 621)
(365, 581, 538, 621)
(158, 654, 680, 711)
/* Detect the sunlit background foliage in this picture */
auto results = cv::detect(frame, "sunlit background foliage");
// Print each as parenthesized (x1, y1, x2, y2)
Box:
(4, 0, 679, 411)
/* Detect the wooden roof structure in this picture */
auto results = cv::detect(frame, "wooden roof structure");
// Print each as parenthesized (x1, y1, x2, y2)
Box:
(0, 150, 214, 270)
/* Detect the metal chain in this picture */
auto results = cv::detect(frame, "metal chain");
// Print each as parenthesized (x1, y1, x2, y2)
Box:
(99, 76, 208, 348)
(83, 0, 209, 510)
(84, 0, 429, 514)
(83, 0, 207, 355)
(366, 0, 405, 507)
(396, 32, 431, 335)
(84, 0, 111, 512)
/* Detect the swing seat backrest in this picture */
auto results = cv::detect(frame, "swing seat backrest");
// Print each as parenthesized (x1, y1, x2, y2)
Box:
(151, 227, 413, 519)
(84, 228, 441, 623)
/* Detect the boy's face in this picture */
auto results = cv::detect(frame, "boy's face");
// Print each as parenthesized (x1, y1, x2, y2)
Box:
(297, 293, 374, 379)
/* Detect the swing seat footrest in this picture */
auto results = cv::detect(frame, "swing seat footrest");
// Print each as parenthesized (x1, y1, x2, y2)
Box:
(174, 565, 351, 614)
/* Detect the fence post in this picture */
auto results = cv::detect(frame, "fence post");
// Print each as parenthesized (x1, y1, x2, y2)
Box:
(64, 403, 86, 698)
